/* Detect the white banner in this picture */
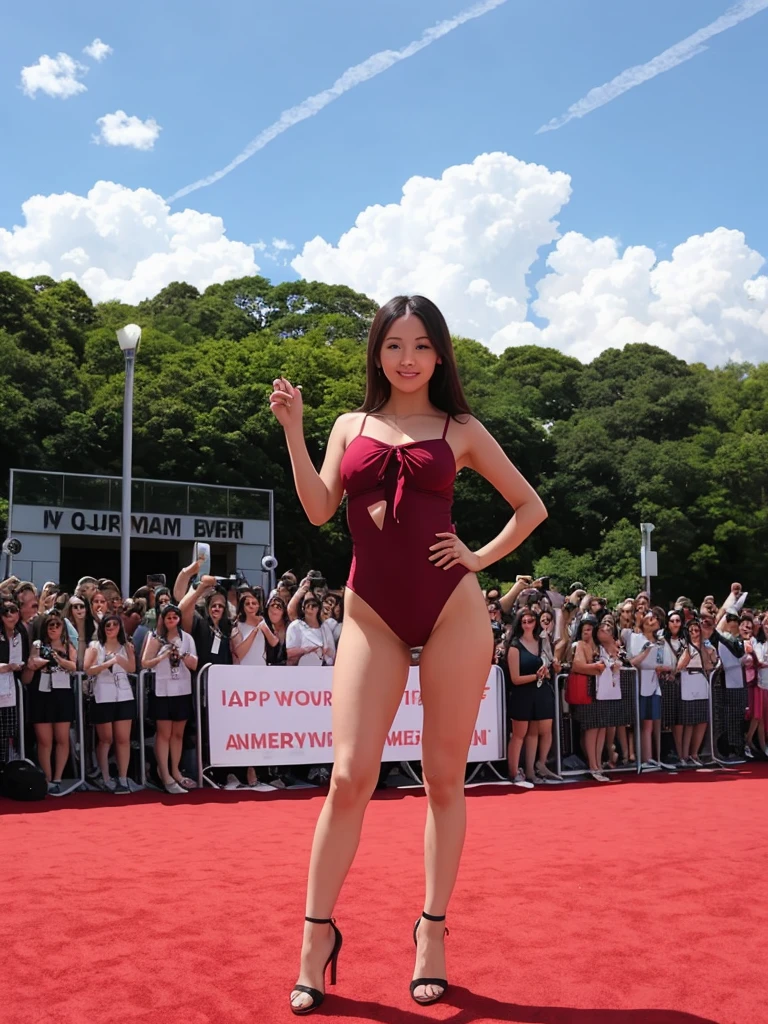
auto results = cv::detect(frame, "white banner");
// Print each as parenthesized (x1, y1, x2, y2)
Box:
(205, 664, 505, 767)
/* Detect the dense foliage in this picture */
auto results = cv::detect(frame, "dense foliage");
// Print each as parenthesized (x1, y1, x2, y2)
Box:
(1, 270, 766, 605)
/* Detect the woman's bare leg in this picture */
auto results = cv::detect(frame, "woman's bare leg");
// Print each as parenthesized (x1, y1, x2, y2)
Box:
(536, 719, 553, 768)
(507, 719, 527, 777)
(113, 719, 132, 778)
(291, 590, 411, 1011)
(690, 722, 707, 758)
(415, 573, 491, 1002)
(154, 721, 172, 783)
(169, 720, 186, 778)
(53, 721, 70, 781)
(523, 721, 539, 780)
(616, 725, 630, 761)
(35, 723, 53, 781)
(673, 724, 684, 760)
(95, 723, 114, 782)
(641, 720, 653, 763)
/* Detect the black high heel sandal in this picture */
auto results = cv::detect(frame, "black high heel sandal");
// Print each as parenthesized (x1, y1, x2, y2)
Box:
(410, 911, 449, 1005)
(289, 916, 343, 1016)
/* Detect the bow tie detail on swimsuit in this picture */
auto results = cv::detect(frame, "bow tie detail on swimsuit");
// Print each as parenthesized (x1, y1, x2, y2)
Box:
(376, 444, 417, 522)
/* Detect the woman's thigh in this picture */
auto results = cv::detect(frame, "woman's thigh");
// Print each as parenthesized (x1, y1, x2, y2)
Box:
(96, 722, 114, 744)
(332, 589, 412, 775)
(418, 574, 493, 774)
(113, 719, 132, 743)
(34, 722, 53, 743)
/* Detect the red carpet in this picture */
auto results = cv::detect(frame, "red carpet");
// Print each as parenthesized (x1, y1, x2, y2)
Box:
(3, 765, 766, 1024)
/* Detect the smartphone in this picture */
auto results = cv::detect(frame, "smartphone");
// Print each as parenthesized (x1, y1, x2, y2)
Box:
(147, 573, 166, 587)
(194, 542, 211, 578)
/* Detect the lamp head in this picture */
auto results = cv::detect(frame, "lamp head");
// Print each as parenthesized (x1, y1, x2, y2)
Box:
(116, 324, 142, 352)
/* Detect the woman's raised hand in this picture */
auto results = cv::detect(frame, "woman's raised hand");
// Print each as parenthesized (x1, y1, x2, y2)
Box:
(269, 377, 303, 430)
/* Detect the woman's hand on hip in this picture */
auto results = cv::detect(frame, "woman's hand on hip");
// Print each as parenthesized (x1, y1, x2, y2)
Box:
(429, 532, 481, 572)
(269, 377, 303, 430)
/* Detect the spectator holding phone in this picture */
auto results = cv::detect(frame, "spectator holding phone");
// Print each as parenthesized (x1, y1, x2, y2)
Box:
(570, 615, 610, 782)
(628, 610, 674, 767)
(0, 598, 29, 762)
(265, 594, 290, 666)
(142, 604, 198, 794)
(22, 610, 77, 793)
(179, 577, 233, 668)
(84, 614, 136, 794)
(504, 609, 558, 787)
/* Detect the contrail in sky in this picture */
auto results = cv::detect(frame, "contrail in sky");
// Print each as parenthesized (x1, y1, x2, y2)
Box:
(537, 0, 768, 133)
(168, 0, 509, 202)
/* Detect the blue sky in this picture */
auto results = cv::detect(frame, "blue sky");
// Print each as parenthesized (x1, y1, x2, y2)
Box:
(1, 0, 767, 364)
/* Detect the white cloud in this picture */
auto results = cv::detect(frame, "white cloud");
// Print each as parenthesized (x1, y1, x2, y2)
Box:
(293, 152, 572, 343)
(20, 52, 88, 99)
(83, 38, 113, 62)
(0, 181, 259, 304)
(538, 0, 768, 133)
(94, 110, 162, 151)
(292, 152, 768, 366)
(272, 238, 295, 251)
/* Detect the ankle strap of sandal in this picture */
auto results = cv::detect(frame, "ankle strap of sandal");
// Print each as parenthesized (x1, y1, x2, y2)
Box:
(305, 916, 334, 924)
(421, 911, 446, 922)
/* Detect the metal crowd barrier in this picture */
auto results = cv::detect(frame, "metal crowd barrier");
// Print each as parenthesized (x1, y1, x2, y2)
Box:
(554, 668, 642, 778)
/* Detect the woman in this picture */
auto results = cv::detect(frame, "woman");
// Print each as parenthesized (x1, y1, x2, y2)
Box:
(618, 600, 636, 648)
(595, 616, 626, 768)
(179, 582, 233, 669)
(628, 610, 674, 767)
(748, 623, 768, 757)
(89, 590, 109, 623)
(40, 581, 59, 614)
(63, 595, 96, 670)
(675, 619, 716, 766)
(0, 599, 29, 763)
(142, 604, 198, 794)
(271, 295, 546, 1012)
(663, 611, 687, 762)
(23, 610, 77, 793)
(286, 594, 337, 667)
(265, 594, 290, 667)
(504, 609, 558, 787)
(320, 593, 343, 645)
(539, 609, 556, 643)
(570, 615, 610, 782)
(231, 589, 280, 666)
(84, 614, 136, 794)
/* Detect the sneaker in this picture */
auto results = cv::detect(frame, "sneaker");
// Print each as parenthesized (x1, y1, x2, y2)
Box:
(47, 781, 61, 795)
(252, 782, 276, 792)
(690, 756, 704, 767)
(163, 781, 187, 795)
(590, 771, 610, 783)
(512, 770, 534, 789)
(102, 776, 117, 791)
(658, 759, 678, 771)
(112, 782, 131, 795)
(224, 773, 241, 790)
(744, 745, 755, 759)
(640, 761, 659, 770)
(268, 777, 287, 789)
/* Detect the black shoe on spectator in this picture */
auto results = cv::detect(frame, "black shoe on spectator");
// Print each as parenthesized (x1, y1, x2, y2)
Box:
(112, 782, 131, 795)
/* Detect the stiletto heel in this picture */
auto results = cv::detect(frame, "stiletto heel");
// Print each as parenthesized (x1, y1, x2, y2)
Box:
(289, 916, 343, 1016)
(410, 911, 449, 1005)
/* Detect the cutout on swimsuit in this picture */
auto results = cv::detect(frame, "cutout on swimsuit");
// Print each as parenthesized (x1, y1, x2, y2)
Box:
(366, 499, 387, 531)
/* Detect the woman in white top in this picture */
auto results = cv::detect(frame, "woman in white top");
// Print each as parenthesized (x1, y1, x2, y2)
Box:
(230, 589, 280, 666)
(675, 619, 717, 766)
(63, 595, 97, 670)
(320, 593, 343, 646)
(230, 588, 280, 788)
(286, 594, 336, 667)
(142, 604, 198, 795)
(628, 610, 674, 767)
(84, 614, 136, 794)
(0, 598, 29, 763)
(23, 610, 77, 793)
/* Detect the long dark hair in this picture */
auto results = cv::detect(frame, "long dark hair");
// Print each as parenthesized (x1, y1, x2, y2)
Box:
(97, 614, 128, 647)
(237, 588, 263, 622)
(358, 296, 472, 417)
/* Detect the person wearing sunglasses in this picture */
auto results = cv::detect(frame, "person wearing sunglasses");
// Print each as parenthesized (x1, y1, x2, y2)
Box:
(62, 596, 97, 671)
(23, 610, 77, 794)
(142, 604, 199, 794)
(84, 615, 136, 794)
(286, 594, 336, 667)
(0, 600, 29, 762)
(179, 578, 233, 668)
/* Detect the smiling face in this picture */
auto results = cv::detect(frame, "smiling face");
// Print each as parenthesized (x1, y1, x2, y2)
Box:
(667, 613, 683, 637)
(163, 610, 180, 632)
(208, 597, 226, 624)
(104, 617, 121, 639)
(378, 313, 441, 394)
(302, 598, 320, 625)
(243, 594, 260, 619)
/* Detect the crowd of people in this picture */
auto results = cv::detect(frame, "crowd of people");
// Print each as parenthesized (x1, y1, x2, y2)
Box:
(1, 564, 766, 798)
(489, 576, 768, 787)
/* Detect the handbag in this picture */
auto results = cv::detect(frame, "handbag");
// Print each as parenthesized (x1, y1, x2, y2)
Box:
(565, 670, 593, 705)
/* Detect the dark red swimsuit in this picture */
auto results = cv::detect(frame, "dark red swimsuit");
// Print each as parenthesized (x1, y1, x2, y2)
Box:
(340, 413, 469, 648)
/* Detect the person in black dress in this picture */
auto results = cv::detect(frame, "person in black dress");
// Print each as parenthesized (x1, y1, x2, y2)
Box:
(504, 609, 556, 787)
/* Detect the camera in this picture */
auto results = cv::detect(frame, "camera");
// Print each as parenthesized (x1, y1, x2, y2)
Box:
(168, 646, 181, 668)
(491, 620, 504, 641)
(212, 570, 249, 589)
(306, 570, 327, 592)
(39, 644, 57, 663)
(2, 538, 22, 556)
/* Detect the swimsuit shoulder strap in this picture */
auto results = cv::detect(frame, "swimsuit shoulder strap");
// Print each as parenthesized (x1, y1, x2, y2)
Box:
(441, 413, 451, 439)
(357, 413, 369, 437)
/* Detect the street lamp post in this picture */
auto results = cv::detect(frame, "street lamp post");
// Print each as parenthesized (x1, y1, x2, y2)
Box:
(116, 324, 142, 601)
